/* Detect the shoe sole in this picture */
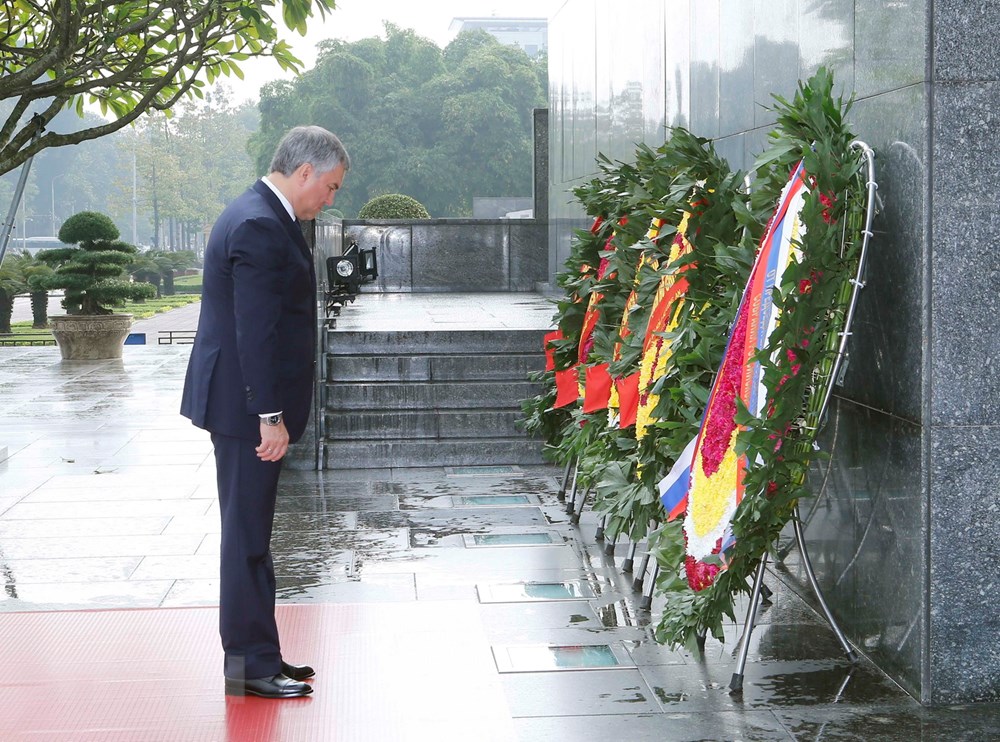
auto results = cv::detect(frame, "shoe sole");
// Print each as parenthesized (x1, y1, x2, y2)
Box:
(224, 682, 313, 698)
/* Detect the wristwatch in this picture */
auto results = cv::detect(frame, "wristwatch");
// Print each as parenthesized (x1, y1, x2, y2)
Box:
(261, 413, 282, 426)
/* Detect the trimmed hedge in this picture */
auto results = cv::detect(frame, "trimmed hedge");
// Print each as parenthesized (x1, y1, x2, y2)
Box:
(358, 194, 430, 219)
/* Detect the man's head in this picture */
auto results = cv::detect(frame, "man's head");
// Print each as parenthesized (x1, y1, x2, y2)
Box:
(268, 126, 351, 220)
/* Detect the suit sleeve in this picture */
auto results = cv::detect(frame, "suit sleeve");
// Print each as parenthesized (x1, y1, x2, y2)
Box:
(229, 216, 289, 416)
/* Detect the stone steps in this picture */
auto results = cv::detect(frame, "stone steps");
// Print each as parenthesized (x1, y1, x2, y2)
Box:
(322, 438, 544, 469)
(325, 408, 524, 441)
(322, 327, 546, 468)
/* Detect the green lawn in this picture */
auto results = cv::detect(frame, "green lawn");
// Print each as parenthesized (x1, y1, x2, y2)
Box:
(1, 294, 201, 345)
(173, 274, 203, 293)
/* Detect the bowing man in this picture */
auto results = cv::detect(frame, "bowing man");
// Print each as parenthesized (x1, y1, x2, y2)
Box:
(181, 125, 349, 699)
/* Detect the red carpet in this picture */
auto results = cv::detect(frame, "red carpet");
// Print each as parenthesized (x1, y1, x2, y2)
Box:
(0, 603, 514, 741)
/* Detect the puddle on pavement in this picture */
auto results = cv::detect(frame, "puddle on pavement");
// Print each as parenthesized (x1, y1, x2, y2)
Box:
(493, 643, 630, 672)
(477, 581, 597, 603)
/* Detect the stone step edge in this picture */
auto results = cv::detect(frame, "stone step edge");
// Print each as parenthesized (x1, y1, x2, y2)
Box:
(325, 406, 520, 416)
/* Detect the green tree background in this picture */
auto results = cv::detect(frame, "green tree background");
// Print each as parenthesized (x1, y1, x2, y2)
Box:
(249, 26, 547, 217)
(2, 24, 547, 250)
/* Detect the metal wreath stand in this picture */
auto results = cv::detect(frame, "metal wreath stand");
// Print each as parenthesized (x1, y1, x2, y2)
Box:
(729, 140, 879, 693)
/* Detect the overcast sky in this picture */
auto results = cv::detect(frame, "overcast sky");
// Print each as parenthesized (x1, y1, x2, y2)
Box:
(232, 0, 564, 102)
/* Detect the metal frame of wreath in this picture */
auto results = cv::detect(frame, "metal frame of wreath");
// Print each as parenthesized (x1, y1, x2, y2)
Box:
(729, 139, 879, 692)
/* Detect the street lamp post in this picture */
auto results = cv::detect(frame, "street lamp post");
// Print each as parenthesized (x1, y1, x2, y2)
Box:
(50, 173, 66, 237)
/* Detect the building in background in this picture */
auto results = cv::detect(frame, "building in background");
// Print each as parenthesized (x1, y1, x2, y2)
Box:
(449, 17, 547, 58)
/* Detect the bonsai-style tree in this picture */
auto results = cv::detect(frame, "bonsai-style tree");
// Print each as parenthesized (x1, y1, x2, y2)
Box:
(0, 251, 29, 333)
(358, 194, 431, 219)
(38, 210, 155, 315)
(21, 253, 54, 328)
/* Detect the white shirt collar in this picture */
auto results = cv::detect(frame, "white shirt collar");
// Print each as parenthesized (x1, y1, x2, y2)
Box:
(261, 176, 295, 221)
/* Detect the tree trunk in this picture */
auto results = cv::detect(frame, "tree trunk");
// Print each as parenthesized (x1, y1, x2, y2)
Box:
(30, 290, 48, 328)
(0, 289, 13, 334)
(163, 271, 175, 296)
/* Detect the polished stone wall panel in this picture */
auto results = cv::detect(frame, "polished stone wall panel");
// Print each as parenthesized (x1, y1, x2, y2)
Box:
(640, 0, 667, 143)
(533, 109, 550, 223)
(929, 82, 1000, 426)
(719, 0, 755, 137)
(932, 1, 1000, 81)
(798, 0, 854, 96)
(664, 0, 691, 129)
(791, 399, 925, 697)
(712, 133, 747, 174)
(752, 0, 799, 128)
(928, 425, 1000, 703)
(572, 0, 599, 181)
(689, 0, 721, 139)
(411, 223, 507, 292)
(841, 85, 928, 424)
(510, 223, 550, 291)
(854, 0, 926, 98)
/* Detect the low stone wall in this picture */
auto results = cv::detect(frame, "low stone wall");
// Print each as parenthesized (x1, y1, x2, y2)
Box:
(318, 218, 547, 292)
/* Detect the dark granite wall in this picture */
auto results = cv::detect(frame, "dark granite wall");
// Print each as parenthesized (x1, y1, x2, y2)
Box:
(340, 220, 547, 293)
(548, 0, 1000, 705)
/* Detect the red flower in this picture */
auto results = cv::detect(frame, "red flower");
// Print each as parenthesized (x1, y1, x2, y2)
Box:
(819, 192, 837, 224)
(700, 306, 749, 477)
(685, 555, 721, 592)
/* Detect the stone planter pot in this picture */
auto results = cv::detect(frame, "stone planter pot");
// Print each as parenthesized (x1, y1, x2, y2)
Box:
(50, 314, 134, 360)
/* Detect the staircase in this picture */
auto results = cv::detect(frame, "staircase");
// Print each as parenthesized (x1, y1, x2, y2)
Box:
(322, 328, 547, 469)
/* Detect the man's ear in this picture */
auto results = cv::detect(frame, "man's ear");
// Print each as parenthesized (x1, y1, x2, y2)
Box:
(296, 163, 314, 183)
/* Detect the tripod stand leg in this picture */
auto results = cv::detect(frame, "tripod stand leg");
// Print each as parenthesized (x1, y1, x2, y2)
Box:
(730, 553, 768, 692)
(639, 563, 659, 610)
(570, 486, 589, 525)
(603, 531, 617, 555)
(557, 459, 574, 502)
(595, 515, 607, 542)
(792, 509, 858, 663)
(564, 464, 579, 514)
(622, 540, 637, 573)
(632, 550, 650, 592)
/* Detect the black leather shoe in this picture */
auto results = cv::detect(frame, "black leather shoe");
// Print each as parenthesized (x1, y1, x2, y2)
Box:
(225, 673, 313, 698)
(281, 661, 315, 681)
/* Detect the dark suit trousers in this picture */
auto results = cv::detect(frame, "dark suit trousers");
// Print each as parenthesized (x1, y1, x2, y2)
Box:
(211, 432, 283, 680)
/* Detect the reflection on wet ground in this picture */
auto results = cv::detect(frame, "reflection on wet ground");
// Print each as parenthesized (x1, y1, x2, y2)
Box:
(2, 346, 1000, 740)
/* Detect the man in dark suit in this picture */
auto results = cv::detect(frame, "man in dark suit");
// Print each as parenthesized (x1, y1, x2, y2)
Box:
(181, 126, 349, 699)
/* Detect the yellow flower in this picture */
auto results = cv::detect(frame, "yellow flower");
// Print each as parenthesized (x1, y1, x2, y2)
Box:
(688, 427, 739, 539)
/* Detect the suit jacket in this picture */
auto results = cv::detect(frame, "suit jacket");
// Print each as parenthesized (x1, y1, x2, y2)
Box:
(181, 180, 316, 443)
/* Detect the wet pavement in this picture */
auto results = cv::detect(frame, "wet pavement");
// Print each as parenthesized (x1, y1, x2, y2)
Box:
(1, 298, 999, 740)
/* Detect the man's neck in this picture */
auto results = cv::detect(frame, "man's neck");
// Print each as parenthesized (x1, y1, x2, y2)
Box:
(262, 174, 295, 220)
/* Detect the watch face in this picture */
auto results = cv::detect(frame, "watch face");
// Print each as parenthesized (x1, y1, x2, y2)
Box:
(336, 259, 355, 277)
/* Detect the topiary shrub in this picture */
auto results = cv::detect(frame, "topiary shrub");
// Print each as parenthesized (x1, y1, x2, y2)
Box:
(58, 211, 119, 244)
(39, 210, 155, 315)
(358, 194, 431, 219)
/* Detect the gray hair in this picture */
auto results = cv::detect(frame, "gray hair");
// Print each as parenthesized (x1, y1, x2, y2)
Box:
(268, 126, 351, 177)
